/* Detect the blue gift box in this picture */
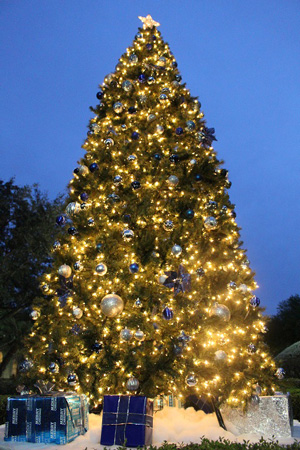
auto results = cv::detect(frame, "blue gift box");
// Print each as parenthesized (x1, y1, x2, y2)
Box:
(5, 394, 89, 444)
(101, 395, 153, 447)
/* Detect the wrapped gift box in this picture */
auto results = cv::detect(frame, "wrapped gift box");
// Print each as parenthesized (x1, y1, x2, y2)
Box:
(101, 395, 153, 447)
(221, 394, 293, 439)
(5, 393, 89, 444)
(153, 394, 183, 411)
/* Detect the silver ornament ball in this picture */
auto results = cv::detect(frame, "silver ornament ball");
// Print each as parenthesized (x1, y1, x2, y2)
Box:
(101, 294, 124, 318)
(185, 373, 198, 387)
(49, 362, 59, 373)
(72, 307, 83, 319)
(65, 202, 81, 216)
(122, 80, 133, 92)
(96, 263, 108, 276)
(120, 328, 133, 341)
(204, 216, 218, 230)
(171, 244, 182, 256)
(122, 229, 134, 241)
(163, 220, 174, 232)
(78, 165, 89, 175)
(126, 377, 139, 391)
(30, 310, 40, 321)
(215, 350, 227, 361)
(134, 329, 145, 341)
(167, 175, 179, 186)
(210, 303, 231, 321)
(113, 102, 123, 114)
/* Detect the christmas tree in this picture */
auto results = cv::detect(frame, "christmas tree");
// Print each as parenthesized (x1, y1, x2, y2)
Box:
(22, 15, 278, 408)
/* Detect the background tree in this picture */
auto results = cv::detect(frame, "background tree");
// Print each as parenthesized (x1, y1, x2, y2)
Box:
(0, 179, 63, 377)
(22, 17, 276, 409)
(265, 294, 300, 356)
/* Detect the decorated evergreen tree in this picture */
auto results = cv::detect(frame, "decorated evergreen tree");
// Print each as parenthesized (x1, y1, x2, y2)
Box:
(22, 15, 278, 409)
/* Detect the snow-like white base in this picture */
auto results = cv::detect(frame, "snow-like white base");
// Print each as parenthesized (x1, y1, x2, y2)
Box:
(0, 407, 299, 449)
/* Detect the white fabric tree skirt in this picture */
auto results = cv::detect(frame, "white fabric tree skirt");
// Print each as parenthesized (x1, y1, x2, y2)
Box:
(0, 407, 299, 449)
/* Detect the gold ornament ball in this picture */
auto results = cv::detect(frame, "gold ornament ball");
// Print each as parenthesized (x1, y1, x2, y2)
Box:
(58, 264, 72, 278)
(209, 302, 231, 321)
(101, 294, 124, 318)
(215, 350, 227, 361)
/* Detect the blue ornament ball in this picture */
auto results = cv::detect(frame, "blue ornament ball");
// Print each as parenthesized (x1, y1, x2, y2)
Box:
(172, 61, 178, 68)
(186, 120, 196, 131)
(250, 296, 260, 308)
(185, 209, 195, 219)
(131, 181, 141, 190)
(113, 175, 122, 185)
(96, 91, 104, 100)
(163, 307, 174, 320)
(96, 243, 102, 252)
(80, 192, 89, 201)
(128, 106, 137, 114)
(131, 131, 139, 140)
(153, 153, 162, 161)
(175, 75, 182, 82)
(169, 154, 179, 164)
(129, 53, 139, 63)
(175, 127, 184, 135)
(89, 162, 98, 172)
(148, 76, 155, 84)
(123, 214, 131, 223)
(129, 263, 139, 274)
(56, 215, 66, 226)
(195, 174, 202, 182)
(68, 226, 78, 236)
(138, 74, 146, 83)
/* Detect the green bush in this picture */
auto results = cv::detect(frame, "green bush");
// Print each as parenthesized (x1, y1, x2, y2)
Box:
(147, 438, 300, 450)
(278, 378, 300, 420)
(0, 395, 8, 425)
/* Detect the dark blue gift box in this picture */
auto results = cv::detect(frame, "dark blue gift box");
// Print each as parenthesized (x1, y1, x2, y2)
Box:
(101, 395, 153, 447)
(5, 394, 89, 444)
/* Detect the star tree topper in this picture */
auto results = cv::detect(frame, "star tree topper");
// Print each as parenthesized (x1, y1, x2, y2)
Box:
(138, 14, 160, 29)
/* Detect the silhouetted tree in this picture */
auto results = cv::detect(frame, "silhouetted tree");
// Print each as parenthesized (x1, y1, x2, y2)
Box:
(265, 294, 300, 355)
(0, 179, 63, 376)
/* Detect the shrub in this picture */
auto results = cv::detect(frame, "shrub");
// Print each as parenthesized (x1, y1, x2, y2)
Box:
(0, 395, 8, 425)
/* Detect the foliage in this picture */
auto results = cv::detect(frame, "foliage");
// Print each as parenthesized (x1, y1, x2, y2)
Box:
(0, 394, 8, 425)
(275, 342, 300, 379)
(22, 25, 275, 407)
(265, 295, 300, 356)
(278, 378, 300, 420)
(0, 179, 63, 375)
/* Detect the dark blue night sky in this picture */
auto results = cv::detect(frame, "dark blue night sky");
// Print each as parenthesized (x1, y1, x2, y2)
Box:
(1, 0, 300, 314)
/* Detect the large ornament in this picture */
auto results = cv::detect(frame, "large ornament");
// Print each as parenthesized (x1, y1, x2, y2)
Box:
(134, 329, 145, 341)
(275, 368, 285, 380)
(49, 362, 59, 373)
(239, 284, 248, 293)
(72, 307, 83, 319)
(163, 265, 191, 294)
(167, 175, 179, 186)
(162, 307, 174, 320)
(131, 180, 141, 189)
(113, 102, 123, 114)
(209, 302, 231, 321)
(129, 54, 138, 64)
(163, 220, 174, 231)
(96, 263, 108, 276)
(58, 264, 72, 278)
(120, 328, 133, 341)
(126, 377, 139, 391)
(185, 373, 198, 387)
(204, 216, 218, 230)
(250, 296, 260, 308)
(215, 350, 227, 361)
(66, 202, 81, 216)
(122, 229, 134, 241)
(171, 244, 182, 256)
(104, 138, 114, 146)
(228, 281, 237, 290)
(67, 373, 77, 386)
(80, 192, 89, 201)
(101, 294, 124, 318)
